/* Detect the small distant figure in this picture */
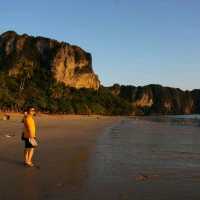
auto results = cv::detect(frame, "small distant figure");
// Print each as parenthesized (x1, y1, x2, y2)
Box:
(3, 114, 10, 120)
(22, 107, 38, 167)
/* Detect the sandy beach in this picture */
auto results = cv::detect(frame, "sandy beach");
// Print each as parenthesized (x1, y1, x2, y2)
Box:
(0, 114, 121, 200)
(0, 114, 200, 200)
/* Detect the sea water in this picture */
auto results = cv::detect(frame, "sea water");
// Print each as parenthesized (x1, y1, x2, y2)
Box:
(142, 114, 200, 126)
(84, 116, 200, 199)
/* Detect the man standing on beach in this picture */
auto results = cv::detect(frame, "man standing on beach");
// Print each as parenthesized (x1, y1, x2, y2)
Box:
(23, 107, 37, 167)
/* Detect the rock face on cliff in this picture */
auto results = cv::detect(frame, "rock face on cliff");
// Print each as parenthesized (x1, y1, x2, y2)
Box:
(0, 31, 100, 89)
(108, 84, 200, 115)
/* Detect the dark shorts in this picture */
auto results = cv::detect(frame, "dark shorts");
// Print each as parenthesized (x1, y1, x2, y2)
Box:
(24, 138, 36, 148)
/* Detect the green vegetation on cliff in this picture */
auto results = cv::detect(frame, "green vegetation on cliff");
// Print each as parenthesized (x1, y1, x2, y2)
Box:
(1, 71, 199, 115)
(0, 72, 133, 115)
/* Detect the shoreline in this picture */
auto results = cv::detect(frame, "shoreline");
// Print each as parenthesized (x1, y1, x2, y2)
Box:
(0, 111, 126, 118)
(1, 111, 200, 118)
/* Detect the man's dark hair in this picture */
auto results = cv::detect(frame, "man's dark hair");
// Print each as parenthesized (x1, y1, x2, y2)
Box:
(27, 107, 35, 113)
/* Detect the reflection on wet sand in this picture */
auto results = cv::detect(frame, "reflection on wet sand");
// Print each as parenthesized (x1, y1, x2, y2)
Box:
(85, 118, 200, 200)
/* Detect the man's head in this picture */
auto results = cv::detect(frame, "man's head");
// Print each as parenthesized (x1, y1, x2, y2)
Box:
(27, 107, 36, 116)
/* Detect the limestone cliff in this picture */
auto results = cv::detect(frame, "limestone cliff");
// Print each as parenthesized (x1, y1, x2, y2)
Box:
(0, 31, 199, 115)
(108, 84, 199, 115)
(0, 31, 100, 89)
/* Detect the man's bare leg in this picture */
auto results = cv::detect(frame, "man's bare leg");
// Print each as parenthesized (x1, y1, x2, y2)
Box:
(28, 148, 34, 166)
(24, 148, 29, 164)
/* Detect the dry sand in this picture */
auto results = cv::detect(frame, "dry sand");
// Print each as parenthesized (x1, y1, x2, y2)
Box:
(0, 113, 200, 200)
(0, 113, 121, 200)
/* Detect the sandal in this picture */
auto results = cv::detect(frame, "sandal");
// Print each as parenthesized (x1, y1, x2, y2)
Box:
(24, 162, 34, 167)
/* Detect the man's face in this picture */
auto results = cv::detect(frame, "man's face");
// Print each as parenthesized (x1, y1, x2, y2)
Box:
(29, 108, 36, 116)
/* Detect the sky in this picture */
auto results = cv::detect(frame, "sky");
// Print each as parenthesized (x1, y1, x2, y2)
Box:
(0, 0, 200, 90)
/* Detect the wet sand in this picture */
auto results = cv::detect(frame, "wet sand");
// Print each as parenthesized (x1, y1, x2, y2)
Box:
(0, 114, 200, 199)
(86, 118, 200, 200)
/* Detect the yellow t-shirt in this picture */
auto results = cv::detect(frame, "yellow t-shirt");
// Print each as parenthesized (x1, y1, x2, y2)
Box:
(24, 115, 36, 138)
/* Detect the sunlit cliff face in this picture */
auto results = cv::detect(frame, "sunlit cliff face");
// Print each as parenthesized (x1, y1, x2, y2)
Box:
(0, 31, 100, 90)
(134, 94, 153, 107)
